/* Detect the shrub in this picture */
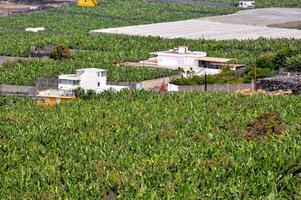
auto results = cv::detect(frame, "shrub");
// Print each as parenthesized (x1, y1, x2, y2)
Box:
(285, 54, 301, 72)
(50, 44, 71, 60)
(255, 52, 275, 69)
(273, 48, 297, 70)
(243, 67, 273, 83)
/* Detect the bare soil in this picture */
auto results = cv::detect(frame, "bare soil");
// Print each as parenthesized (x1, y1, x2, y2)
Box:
(268, 20, 301, 29)
(0, 1, 72, 16)
(244, 112, 285, 139)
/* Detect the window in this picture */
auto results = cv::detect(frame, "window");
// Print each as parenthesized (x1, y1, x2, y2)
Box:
(97, 72, 101, 77)
(59, 79, 75, 85)
(97, 82, 100, 87)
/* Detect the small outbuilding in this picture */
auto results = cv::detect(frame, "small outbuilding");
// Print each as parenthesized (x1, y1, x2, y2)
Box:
(25, 27, 46, 33)
(238, 1, 256, 8)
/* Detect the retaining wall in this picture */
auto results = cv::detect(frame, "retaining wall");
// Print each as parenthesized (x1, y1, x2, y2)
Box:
(178, 83, 252, 92)
(140, 75, 180, 91)
(0, 84, 35, 96)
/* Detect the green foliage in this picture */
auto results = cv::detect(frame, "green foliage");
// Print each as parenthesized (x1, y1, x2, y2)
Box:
(255, 48, 300, 71)
(1, 92, 301, 198)
(243, 67, 274, 83)
(171, 68, 245, 85)
(273, 48, 299, 70)
(1, 37, 300, 85)
(50, 44, 71, 60)
(285, 54, 301, 72)
(255, 52, 275, 69)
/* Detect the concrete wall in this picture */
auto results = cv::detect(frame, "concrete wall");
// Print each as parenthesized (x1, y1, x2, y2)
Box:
(0, 84, 35, 96)
(178, 83, 252, 92)
(107, 81, 137, 89)
(140, 75, 180, 91)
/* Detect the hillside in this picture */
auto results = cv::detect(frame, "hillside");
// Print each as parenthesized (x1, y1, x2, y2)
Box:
(0, 0, 301, 198)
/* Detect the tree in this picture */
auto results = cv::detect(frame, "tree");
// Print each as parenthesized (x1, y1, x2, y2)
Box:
(50, 44, 71, 60)
(255, 52, 275, 70)
(285, 54, 301, 72)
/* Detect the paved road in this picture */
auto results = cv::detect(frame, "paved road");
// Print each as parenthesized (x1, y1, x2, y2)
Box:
(90, 8, 301, 40)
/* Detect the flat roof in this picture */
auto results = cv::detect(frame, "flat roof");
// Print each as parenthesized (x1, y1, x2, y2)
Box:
(37, 89, 75, 98)
(76, 68, 107, 72)
(151, 50, 206, 55)
(198, 57, 231, 63)
(58, 74, 80, 80)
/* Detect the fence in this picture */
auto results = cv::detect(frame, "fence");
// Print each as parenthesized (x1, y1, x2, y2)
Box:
(176, 83, 253, 92)
(0, 84, 35, 96)
(35, 77, 58, 92)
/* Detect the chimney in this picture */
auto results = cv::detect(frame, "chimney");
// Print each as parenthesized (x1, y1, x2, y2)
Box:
(178, 46, 188, 54)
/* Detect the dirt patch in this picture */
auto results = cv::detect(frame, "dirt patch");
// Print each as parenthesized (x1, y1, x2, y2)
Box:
(0, 1, 71, 16)
(244, 112, 285, 139)
(147, 0, 233, 8)
(268, 20, 301, 29)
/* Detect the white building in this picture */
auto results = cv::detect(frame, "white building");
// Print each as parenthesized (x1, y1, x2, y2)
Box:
(58, 68, 128, 93)
(141, 46, 207, 70)
(238, 1, 256, 8)
(140, 46, 244, 76)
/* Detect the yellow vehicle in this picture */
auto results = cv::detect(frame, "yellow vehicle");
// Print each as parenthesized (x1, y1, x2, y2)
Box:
(77, 0, 97, 7)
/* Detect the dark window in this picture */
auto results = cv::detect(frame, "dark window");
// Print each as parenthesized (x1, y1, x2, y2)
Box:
(97, 82, 100, 87)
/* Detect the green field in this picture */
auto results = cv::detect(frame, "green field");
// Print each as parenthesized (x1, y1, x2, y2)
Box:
(1, 92, 301, 199)
(1, 0, 301, 198)
(0, 0, 238, 84)
(0, 35, 300, 85)
(0, 0, 300, 85)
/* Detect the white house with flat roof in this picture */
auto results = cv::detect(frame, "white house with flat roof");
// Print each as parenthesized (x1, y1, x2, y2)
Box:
(140, 46, 244, 76)
(58, 68, 128, 93)
(238, 1, 256, 8)
(141, 46, 207, 69)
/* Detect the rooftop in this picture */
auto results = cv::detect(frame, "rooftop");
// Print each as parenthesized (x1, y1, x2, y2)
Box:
(76, 68, 107, 72)
(58, 74, 80, 80)
(151, 46, 206, 56)
(37, 89, 75, 98)
(198, 57, 231, 63)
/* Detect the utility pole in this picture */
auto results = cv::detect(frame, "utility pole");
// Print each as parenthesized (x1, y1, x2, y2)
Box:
(204, 72, 208, 92)
(254, 64, 257, 92)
